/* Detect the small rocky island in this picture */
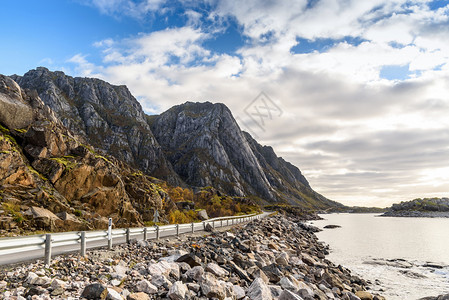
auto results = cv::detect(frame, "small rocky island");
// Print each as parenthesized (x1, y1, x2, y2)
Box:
(382, 197, 449, 218)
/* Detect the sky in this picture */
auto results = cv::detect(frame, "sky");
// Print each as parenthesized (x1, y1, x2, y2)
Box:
(1, 0, 449, 207)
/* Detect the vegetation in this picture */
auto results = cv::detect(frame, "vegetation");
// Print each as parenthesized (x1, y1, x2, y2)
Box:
(2, 202, 24, 224)
(391, 197, 449, 212)
(50, 156, 77, 170)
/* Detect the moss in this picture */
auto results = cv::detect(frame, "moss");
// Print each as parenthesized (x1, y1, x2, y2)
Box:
(95, 154, 113, 164)
(74, 210, 82, 217)
(0, 124, 9, 134)
(2, 202, 24, 224)
(27, 166, 48, 181)
(13, 128, 28, 134)
(49, 156, 77, 170)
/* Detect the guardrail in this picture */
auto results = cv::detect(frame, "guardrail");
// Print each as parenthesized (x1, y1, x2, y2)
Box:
(0, 212, 267, 266)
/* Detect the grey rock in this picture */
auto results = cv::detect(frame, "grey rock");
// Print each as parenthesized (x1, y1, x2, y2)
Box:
(233, 285, 246, 300)
(0, 75, 34, 129)
(168, 281, 188, 300)
(205, 263, 229, 277)
(106, 287, 123, 300)
(247, 277, 272, 300)
(136, 279, 158, 294)
(279, 290, 304, 300)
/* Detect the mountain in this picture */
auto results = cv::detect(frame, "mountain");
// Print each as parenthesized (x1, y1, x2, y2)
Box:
(149, 102, 341, 209)
(10, 68, 341, 210)
(11, 67, 180, 184)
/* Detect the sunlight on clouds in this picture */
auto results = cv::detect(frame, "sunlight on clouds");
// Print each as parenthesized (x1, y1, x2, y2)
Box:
(66, 0, 449, 206)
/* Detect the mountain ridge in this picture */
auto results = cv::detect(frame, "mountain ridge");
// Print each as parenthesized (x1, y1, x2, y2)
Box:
(9, 67, 341, 210)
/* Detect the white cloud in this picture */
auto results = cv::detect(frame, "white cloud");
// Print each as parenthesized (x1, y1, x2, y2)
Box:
(67, 0, 449, 206)
(84, 0, 164, 18)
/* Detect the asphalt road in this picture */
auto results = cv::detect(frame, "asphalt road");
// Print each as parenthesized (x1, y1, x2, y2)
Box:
(0, 213, 270, 266)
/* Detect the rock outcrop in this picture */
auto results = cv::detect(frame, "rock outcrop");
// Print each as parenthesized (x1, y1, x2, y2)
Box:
(11, 67, 181, 184)
(0, 74, 174, 233)
(382, 197, 449, 218)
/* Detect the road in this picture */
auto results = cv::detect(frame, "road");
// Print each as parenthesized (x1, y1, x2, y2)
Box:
(0, 212, 271, 266)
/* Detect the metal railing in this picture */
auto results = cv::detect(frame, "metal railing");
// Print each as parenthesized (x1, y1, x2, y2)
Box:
(0, 212, 268, 266)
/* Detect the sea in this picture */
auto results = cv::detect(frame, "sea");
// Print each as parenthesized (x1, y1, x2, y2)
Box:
(309, 213, 449, 299)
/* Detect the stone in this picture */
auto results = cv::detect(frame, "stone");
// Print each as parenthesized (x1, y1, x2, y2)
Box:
(301, 253, 317, 266)
(279, 290, 304, 300)
(205, 222, 214, 232)
(275, 252, 289, 266)
(107, 287, 123, 300)
(233, 285, 246, 300)
(176, 253, 202, 267)
(0, 75, 34, 129)
(247, 277, 272, 300)
(168, 281, 188, 300)
(279, 277, 297, 291)
(262, 264, 283, 283)
(26, 272, 38, 284)
(185, 266, 205, 282)
(81, 283, 108, 299)
(200, 273, 226, 299)
(186, 282, 201, 293)
(136, 280, 158, 294)
(355, 291, 373, 300)
(197, 209, 209, 220)
(151, 274, 172, 289)
(206, 263, 229, 277)
(50, 279, 66, 290)
(127, 292, 150, 300)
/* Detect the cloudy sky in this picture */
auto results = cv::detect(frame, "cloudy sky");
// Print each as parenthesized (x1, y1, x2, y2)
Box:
(2, 0, 449, 207)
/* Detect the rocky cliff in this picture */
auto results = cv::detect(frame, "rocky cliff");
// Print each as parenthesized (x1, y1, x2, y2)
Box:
(11, 68, 180, 184)
(0, 74, 174, 234)
(150, 102, 340, 209)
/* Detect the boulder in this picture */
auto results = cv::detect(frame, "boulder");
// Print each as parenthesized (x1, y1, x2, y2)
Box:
(127, 292, 150, 300)
(81, 283, 108, 299)
(200, 273, 226, 299)
(205, 263, 229, 277)
(355, 291, 373, 300)
(197, 209, 209, 220)
(167, 281, 188, 300)
(0, 75, 34, 129)
(247, 277, 272, 300)
(279, 290, 304, 300)
(136, 280, 157, 294)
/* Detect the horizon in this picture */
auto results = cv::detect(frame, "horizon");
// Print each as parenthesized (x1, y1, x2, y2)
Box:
(1, 0, 449, 207)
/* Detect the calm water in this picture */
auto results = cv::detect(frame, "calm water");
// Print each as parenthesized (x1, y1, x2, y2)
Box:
(310, 214, 449, 299)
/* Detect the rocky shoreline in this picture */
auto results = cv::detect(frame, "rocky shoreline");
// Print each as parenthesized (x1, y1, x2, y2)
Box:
(381, 211, 449, 218)
(0, 214, 385, 300)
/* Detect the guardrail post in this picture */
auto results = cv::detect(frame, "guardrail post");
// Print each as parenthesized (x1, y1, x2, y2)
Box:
(212, 221, 215, 229)
(44, 234, 52, 266)
(143, 227, 147, 241)
(202, 221, 206, 230)
(220, 220, 223, 227)
(80, 231, 86, 257)
(176, 224, 179, 236)
(191, 223, 194, 233)
(126, 228, 130, 244)
(156, 226, 160, 240)
(232, 219, 234, 225)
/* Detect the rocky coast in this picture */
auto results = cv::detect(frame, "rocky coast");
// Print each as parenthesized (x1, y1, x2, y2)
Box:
(0, 214, 385, 300)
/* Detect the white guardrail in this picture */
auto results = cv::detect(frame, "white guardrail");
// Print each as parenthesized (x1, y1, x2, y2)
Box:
(0, 212, 267, 266)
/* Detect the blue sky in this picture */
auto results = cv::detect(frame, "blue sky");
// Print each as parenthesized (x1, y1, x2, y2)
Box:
(1, 0, 449, 206)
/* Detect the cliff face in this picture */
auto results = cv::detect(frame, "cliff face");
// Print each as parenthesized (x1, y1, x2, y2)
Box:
(150, 102, 338, 209)
(11, 68, 180, 184)
(0, 74, 172, 233)
(149, 102, 274, 201)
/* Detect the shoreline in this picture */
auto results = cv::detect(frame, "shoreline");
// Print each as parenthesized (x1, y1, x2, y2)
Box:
(0, 214, 385, 299)
(381, 211, 449, 218)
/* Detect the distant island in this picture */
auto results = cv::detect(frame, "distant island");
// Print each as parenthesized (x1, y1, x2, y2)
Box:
(382, 197, 449, 218)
